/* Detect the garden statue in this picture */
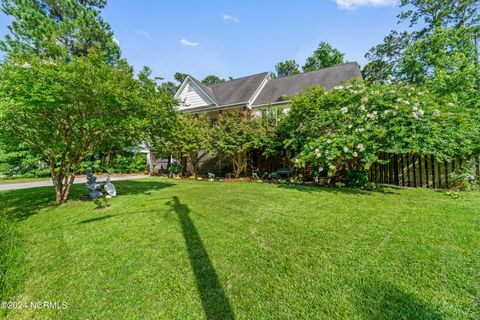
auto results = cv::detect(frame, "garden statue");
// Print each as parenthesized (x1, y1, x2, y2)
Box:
(104, 174, 117, 197)
(85, 170, 116, 199)
(86, 170, 105, 198)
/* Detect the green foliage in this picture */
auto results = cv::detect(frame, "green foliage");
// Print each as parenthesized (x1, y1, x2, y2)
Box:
(401, 26, 480, 101)
(173, 72, 189, 84)
(170, 161, 182, 175)
(137, 67, 179, 158)
(0, 53, 171, 202)
(346, 168, 369, 187)
(362, 60, 393, 83)
(282, 80, 480, 179)
(0, 0, 120, 62)
(366, 0, 480, 91)
(449, 159, 480, 191)
(202, 75, 225, 85)
(274, 60, 300, 78)
(214, 111, 269, 178)
(302, 42, 345, 72)
(93, 196, 109, 209)
(172, 113, 215, 176)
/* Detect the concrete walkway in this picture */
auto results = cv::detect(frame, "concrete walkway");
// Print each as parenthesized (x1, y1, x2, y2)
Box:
(0, 174, 149, 191)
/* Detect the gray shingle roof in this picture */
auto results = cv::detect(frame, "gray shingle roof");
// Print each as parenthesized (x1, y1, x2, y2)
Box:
(206, 72, 269, 106)
(251, 62, 362, 107)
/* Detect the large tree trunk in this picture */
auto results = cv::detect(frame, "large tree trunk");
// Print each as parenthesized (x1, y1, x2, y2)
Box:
(232, 152, 247, 178)
(50, 155, 79, 204)
(52, 173, 76, 203)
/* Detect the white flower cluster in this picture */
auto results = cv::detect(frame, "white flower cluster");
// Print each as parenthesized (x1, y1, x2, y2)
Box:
(341, 107, 348, 114)
(366, 111, 377, 120)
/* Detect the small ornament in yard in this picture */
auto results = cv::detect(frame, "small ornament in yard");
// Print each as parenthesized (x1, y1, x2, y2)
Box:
(83, 169, 117, 200)
(104, 174, 117, 198)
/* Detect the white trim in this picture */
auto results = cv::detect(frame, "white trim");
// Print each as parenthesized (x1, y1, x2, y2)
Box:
(251, 100, 291, 109)
(174, 76, 218, 107)
(247, 73, 271, 109)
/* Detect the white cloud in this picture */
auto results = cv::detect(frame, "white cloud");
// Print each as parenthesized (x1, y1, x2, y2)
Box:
(335, 0, 397, 10)
(223, 14, 239, 23)
(137, 30, 151, 39)
(179, 38, 199, 47)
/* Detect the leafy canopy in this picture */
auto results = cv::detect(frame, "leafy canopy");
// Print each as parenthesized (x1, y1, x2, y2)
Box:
(302, 42, 345, 72)
(274, 60, 300, 78)
(0, 53, 171, 202)
(0, 0, 120, 61)
(282, 80, 480, 177)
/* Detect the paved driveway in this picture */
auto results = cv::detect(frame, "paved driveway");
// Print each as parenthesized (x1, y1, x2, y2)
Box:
(0, 174, 150, 191)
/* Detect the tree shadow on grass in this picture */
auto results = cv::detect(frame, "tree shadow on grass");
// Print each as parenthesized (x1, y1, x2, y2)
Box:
(78, 215, 114, 224)
(166, 196, 234, 320)
(0, 187, 55, 221)
(356, 280, 443, 320)
(275, 184, 398, 196)
(0, 179, 174, 222)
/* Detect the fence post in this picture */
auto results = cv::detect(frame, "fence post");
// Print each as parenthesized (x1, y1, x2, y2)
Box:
(406, 155, 411, 187)
(418, 155, 423, 187)
(394, 154, 399, 185)
(413, 154, 417, 187)
(425, 156, 429, 188)
(431, 155, 436, 188)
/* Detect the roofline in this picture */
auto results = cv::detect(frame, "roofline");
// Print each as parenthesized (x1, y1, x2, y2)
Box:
(174, 76, 218, 107)
(270, 61, 360, 82)
(251, 100, 291, 109)
(208, 71, 270, 89)
(246, 73, 271, 109)
(180, 102, 249, 113)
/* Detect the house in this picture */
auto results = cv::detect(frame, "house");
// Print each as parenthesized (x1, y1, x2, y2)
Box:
(147, 62, 362, 174)
(174, 62, 362, 115)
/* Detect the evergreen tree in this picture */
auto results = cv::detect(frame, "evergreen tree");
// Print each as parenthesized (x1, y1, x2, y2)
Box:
(0, 0, 120, 61)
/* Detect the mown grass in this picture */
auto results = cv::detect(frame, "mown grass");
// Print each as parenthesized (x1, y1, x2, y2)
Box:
(0, 178, 479, 319)
(0, 177, 50, 185)
(0, 214, 26, 319)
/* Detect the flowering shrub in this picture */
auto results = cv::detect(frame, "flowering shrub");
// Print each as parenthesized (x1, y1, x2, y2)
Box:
(282, 80, 479, 178)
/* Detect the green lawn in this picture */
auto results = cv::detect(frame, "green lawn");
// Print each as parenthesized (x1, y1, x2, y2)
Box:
(0, 178, 479, 319)
(0, 177, 50, 185)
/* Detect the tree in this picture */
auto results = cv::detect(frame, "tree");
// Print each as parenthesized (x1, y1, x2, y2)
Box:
(401, 25, 480, 100)
(160, 81, 178, 96)
(274, 60, 300, 78)
(173, 113, 215, 176)
(202, 75, 225, 85)
(282, 80, 479, 180)
(0, 53, 155, 203)
(365, 31, 412, 80)
(137, 67, 179, 170)
(362, 60, 393, 83)
(215, 111, 268, 178)
(302, 42, 345, 72)
(0, 0, 120, 62)
(174, 72, 189, 85)
(366, 1, 480, 83)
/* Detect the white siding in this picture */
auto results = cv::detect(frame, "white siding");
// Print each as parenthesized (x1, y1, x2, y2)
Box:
(177, 80, 214, 110)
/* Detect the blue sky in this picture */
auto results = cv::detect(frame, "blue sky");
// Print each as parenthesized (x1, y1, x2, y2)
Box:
(1, 0, 402, 82)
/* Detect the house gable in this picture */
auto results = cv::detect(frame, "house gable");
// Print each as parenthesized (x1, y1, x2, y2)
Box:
(175, 78, 217, 111)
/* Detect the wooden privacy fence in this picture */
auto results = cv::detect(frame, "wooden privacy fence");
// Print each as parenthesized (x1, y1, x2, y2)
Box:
(369, 153, 480, 188)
